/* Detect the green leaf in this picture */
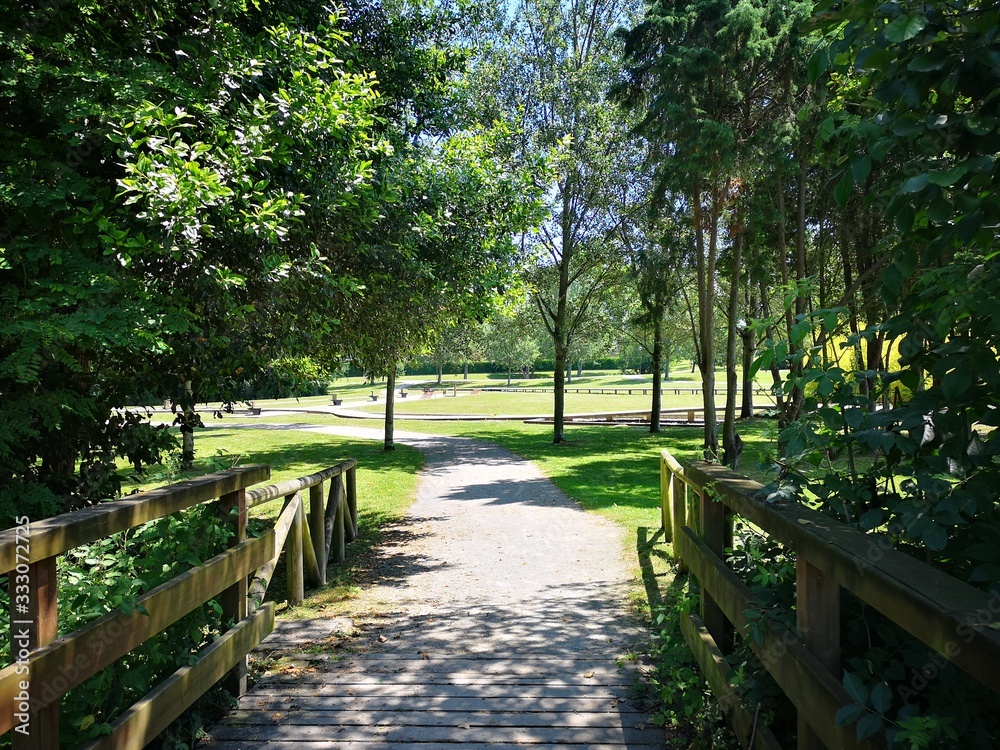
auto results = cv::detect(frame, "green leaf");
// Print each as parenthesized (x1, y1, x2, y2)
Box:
(927, 166, 968, 186)
(894, 203, 915, 232)
(836, 703, 864, 727)
(907, 49, 947, 72)
(884, 14, 927, 43)
(899, 174, 928, 194)
(871, 682, 892, 713)
(851, 155, 872, 185)
(808, 47, 829, 83)
(882, 263, 903, 300)
(926, 198, 953, 224)
(964, 116, 996, 136)
(857, 712, 883, 742)
(860, 509, 885, 531)
(942, 366, 974, 400)
(922, 522, 948, 551)
(834, 174, 854, 207)
(843, 671, 869, 705)
(892, 116, 924, 137)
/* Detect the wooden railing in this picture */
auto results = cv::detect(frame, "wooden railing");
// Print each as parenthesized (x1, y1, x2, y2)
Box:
(0, 459, 359, 750)
(246, 460, 358, 607)
(659, 449, 1000, 750)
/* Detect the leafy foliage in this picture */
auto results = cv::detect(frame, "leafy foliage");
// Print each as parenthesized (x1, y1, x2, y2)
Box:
(0, 505, 233, 747)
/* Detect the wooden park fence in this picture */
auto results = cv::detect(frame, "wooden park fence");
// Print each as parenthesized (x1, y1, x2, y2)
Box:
(659, 449, 1000, 750)
(0, 459, 358, 750)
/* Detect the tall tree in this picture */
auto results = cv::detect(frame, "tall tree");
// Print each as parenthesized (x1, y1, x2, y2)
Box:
(474, 0, 638, 443)
(617, 0, 813, 461)
(0, 1, 382, 518)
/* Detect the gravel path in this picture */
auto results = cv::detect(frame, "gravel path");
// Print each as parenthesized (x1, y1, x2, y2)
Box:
(207, 423, 663, 749)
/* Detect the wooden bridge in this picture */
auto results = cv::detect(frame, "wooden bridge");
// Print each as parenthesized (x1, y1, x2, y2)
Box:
(0, 433, 662, 750)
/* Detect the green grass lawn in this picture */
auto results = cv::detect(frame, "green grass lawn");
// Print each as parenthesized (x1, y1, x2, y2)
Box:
(237, 411, 777, 532)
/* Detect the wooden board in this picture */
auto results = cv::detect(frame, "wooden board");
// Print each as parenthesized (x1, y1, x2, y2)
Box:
(80, 604, 275, 750)
(238, 696, 645, 713)
(0, 466, 270, 573)
(248, 461, 357, 508)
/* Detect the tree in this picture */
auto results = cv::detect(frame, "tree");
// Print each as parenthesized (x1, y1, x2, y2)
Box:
(0, 1, 382, 519)
(338, 125, 545, 450)
(617, 0, 813, 462)
(430, 321, 486, 383)
(475, 0, 639, 443)
(621, 214, 685, 433)
(484, 302, 542, 385)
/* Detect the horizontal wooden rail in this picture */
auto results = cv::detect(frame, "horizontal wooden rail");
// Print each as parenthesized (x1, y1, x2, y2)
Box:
(247, 459, 357, 508)
(660, 449, 1000, 750)
(482, 386, 770, 396)
(0, 466, 270, 574)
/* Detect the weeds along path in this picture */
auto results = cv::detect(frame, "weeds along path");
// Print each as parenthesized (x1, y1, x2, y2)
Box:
(206, 422, 665, 748)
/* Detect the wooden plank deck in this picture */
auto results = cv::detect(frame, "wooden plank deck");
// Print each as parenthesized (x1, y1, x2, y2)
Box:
(207, 652, 661, 748)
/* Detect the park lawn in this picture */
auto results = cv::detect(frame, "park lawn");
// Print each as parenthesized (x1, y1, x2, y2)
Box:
(244, 410, 777, 532)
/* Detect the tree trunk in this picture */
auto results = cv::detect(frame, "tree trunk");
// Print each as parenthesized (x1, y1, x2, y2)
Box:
(741, 288, 756, 419)
(181, 378, 195, 470)
(553, 338, 567, 443)
(576, 357, 583, 378)
(723, 224, 744, 469)
(650, 311, 663, 434)
(436, 361, 442, 386)
(463, 362, 468, 380)
(384, 367, 396, 451)
(694, 182, 718, 455)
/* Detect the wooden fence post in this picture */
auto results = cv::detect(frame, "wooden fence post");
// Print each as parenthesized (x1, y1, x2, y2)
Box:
(309, 482, 327, 584)
(661, 456, 672, 541)
(299, 501, 321, 588)
(796, 559, 841, 750)
(346, 469, 358, 542)
(11, 556, 59, 750)
(217, 488, 247, 697)
(325, 477, 346, 564)
(672, 474, 687, 572)
(699, 488, 726, 647)
(286, 493, 304, 606)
